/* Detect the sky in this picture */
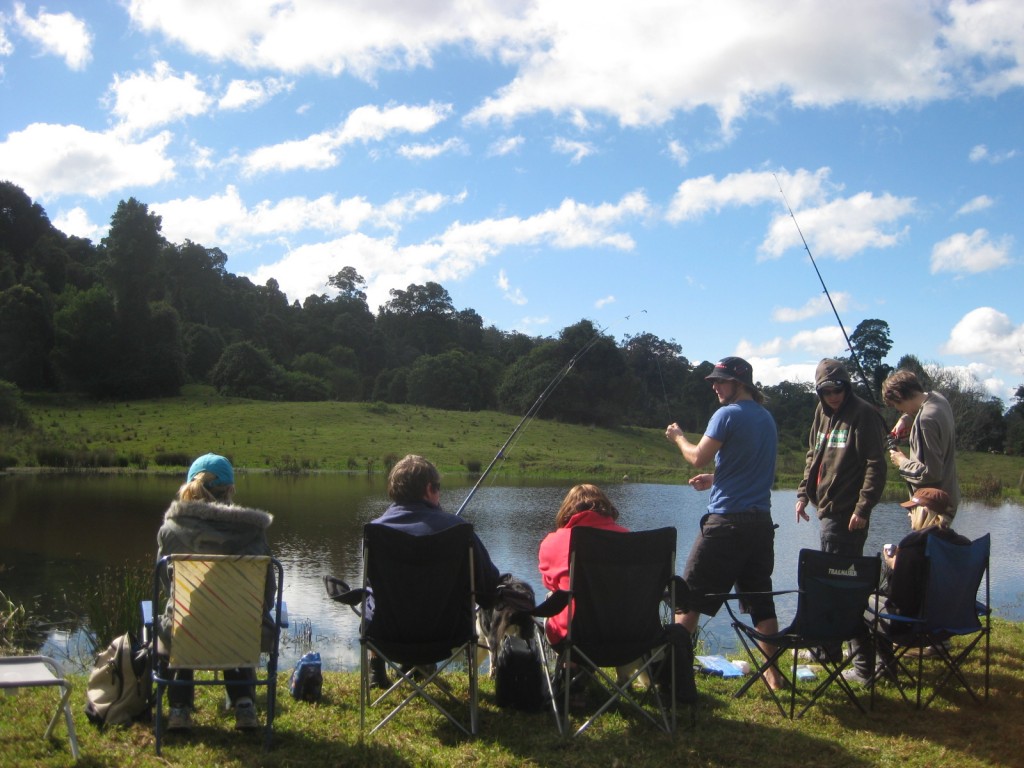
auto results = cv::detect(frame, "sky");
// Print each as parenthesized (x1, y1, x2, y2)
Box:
(1, 0, 1022, 406)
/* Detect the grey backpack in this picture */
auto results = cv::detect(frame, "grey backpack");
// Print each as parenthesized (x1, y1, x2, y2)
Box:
(85, 632, 151, 728)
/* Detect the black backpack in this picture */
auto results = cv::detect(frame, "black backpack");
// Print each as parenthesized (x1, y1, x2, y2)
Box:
(493, 624, 548, 712)
(289, 651, 323, 702)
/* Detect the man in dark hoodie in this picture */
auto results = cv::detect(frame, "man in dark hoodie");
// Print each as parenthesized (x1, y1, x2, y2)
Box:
(795, 360, 887, 673)
(796, 359, 888, 555)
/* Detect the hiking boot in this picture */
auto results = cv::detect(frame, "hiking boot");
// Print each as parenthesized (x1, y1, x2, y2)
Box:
(234, 698, 260, 731)
(167, 706, 193, 732)
(370, 656, 390, 690)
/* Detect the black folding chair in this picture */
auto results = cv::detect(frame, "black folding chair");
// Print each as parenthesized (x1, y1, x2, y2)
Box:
(327, 523, 481, 737)
(541, 526, 688, 737)
(723, 549, 881, 719)
(870, 533, 990, 710)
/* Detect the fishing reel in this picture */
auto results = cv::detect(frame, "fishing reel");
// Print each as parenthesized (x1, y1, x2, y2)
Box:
(886, 434, 899, 451)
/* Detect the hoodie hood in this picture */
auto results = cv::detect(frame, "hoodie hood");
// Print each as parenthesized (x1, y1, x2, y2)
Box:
(815, 358, 852, 390)
(814, 358, 852, 413)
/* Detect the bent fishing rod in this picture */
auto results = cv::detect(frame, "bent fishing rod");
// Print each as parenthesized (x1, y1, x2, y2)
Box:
(455, 317, 629, 517)
(773, 174, 878, 405)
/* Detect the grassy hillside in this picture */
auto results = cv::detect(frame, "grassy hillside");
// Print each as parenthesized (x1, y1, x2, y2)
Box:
(3, 385, 1022, 501)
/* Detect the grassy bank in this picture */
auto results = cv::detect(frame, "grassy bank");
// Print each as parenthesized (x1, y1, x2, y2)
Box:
(1, 618, 1020, 767)
(3, 385, 1023, 501)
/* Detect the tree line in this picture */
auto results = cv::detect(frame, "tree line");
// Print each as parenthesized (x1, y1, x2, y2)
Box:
(1, 181, 1021, 454)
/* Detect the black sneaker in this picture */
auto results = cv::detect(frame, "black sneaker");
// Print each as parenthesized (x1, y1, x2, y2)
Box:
(370, 656, 390, 689)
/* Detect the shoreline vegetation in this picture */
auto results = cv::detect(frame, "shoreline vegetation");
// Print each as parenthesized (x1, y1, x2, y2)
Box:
(0, 618, 1020, 767)
(2, 386, 1022, 504)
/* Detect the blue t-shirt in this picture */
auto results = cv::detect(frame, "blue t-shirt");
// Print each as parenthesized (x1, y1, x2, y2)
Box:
(705, 399, 777, 515)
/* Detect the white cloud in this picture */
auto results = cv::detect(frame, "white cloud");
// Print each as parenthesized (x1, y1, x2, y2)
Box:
(667, 140, 689, 167)
(218, 77, 292, 110)
(956, 195, 994, 215)
(152, 185, 465, 248)
(968, 143, 1020, 164)
(760, 192, 915, 260)
(397, 137, 464, 160)
(107, 61, 211, 136)
(241, 191, 649, 307)
(13, 2, 91, 70)
(0, 122, 174, 199)
(930, 229, 1013, 274)
(552, 137, 594, 164)
(666, 168, 832, 222)
(595, 295, 615, 309)
(772, 292, 851, 323)
(0, 22, 15, 57)
(52, 206, 104, 241)
(497, 269, 528, 305)
(123, 1, 1024, 135)
(488, 135, 524, 156)
(241, 102, 452, 175)
(943, 307, 1024, 380)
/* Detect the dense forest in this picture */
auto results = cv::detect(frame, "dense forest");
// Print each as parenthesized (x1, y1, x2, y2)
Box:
(1, 181, 1022, 454)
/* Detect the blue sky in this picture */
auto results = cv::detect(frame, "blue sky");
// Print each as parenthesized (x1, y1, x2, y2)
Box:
(1, 0, 1022, 405)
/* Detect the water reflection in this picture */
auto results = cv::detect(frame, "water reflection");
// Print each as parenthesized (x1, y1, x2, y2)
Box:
(1, 473, 1020, 673)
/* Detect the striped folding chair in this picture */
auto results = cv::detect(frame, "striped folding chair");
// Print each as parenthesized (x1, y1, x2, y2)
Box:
(151, 554, 284, 755)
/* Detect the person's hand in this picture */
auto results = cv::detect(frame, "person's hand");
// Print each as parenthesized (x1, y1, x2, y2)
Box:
(795, 499, 810, 523)
(889, 448, 906, 468)
(688, 473, 712, 492)
(848, 513, 867, 531)
(891, 414, 910, 439)
(665, 422, 683, 442)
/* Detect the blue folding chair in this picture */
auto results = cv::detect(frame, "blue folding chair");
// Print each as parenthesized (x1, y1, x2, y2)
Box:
(870, 533, 990, 709)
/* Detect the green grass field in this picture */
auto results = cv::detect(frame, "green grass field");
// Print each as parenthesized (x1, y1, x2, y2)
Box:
(4, 385, 1023, 502)
(0, 618, 1019, 767)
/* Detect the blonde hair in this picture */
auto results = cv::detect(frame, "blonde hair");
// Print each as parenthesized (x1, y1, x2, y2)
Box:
(908, 504, 950, 532)
(554, 484, 619, 529)
(178, 472, 234, 503)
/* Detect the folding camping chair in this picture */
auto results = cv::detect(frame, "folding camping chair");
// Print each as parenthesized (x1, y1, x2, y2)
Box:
(869, 533, 990, 710)
(0, 655, 80, 760)
(149, 554, 285, 755)
(331, 523, 481, 737)
(723, 549, 881, 719)
(541, 526, 686, 737)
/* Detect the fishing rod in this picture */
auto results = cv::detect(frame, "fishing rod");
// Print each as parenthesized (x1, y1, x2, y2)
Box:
(455, 316, 633, 517)
(773, 174, 879, 405)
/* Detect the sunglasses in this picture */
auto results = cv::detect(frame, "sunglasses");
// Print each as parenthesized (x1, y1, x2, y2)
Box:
(819, 387, 845, 396)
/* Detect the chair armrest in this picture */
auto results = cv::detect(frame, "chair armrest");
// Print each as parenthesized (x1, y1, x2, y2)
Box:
(323, 575, 366, 606)
(280, 601, 289, 629)
(530, 590, 570, 618)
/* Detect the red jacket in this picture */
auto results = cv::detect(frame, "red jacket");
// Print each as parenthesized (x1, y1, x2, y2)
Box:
(537, 509, 628, 645)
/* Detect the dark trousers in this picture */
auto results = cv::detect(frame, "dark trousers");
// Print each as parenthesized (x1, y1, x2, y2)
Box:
(167, 667, 256, 708)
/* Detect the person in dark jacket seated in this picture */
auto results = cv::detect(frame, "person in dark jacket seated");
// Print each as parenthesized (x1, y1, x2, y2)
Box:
(845, 487, 969, 685)
(367, 454, 502, 688)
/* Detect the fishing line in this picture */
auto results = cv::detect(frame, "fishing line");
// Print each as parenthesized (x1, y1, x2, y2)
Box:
(773, 174, 878, 404)
(455, 311, 642, 516)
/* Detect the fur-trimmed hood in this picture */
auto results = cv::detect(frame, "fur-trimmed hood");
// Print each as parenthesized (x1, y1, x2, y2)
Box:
(157, 499, 273, 561)
(163, 499, 273, 529)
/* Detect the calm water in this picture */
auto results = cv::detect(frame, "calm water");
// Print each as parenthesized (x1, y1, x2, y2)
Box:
(1, 473, 1021, 673)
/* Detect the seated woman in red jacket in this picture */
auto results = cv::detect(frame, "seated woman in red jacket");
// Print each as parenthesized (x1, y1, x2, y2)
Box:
(537, 484, 627, 647)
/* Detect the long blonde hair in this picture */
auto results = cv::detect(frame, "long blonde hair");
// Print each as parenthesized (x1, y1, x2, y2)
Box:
(554, 484, 618, 529)
(908, 504, 950, 532)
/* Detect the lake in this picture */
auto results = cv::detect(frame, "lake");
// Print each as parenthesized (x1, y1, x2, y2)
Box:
(1, 472, 1020, 673)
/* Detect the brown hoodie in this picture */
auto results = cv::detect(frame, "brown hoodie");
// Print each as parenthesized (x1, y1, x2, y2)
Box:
(797, 359, 888, 521)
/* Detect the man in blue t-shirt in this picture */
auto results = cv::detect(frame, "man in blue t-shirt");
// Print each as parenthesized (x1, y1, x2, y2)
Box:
(665, 356, 783, 690)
